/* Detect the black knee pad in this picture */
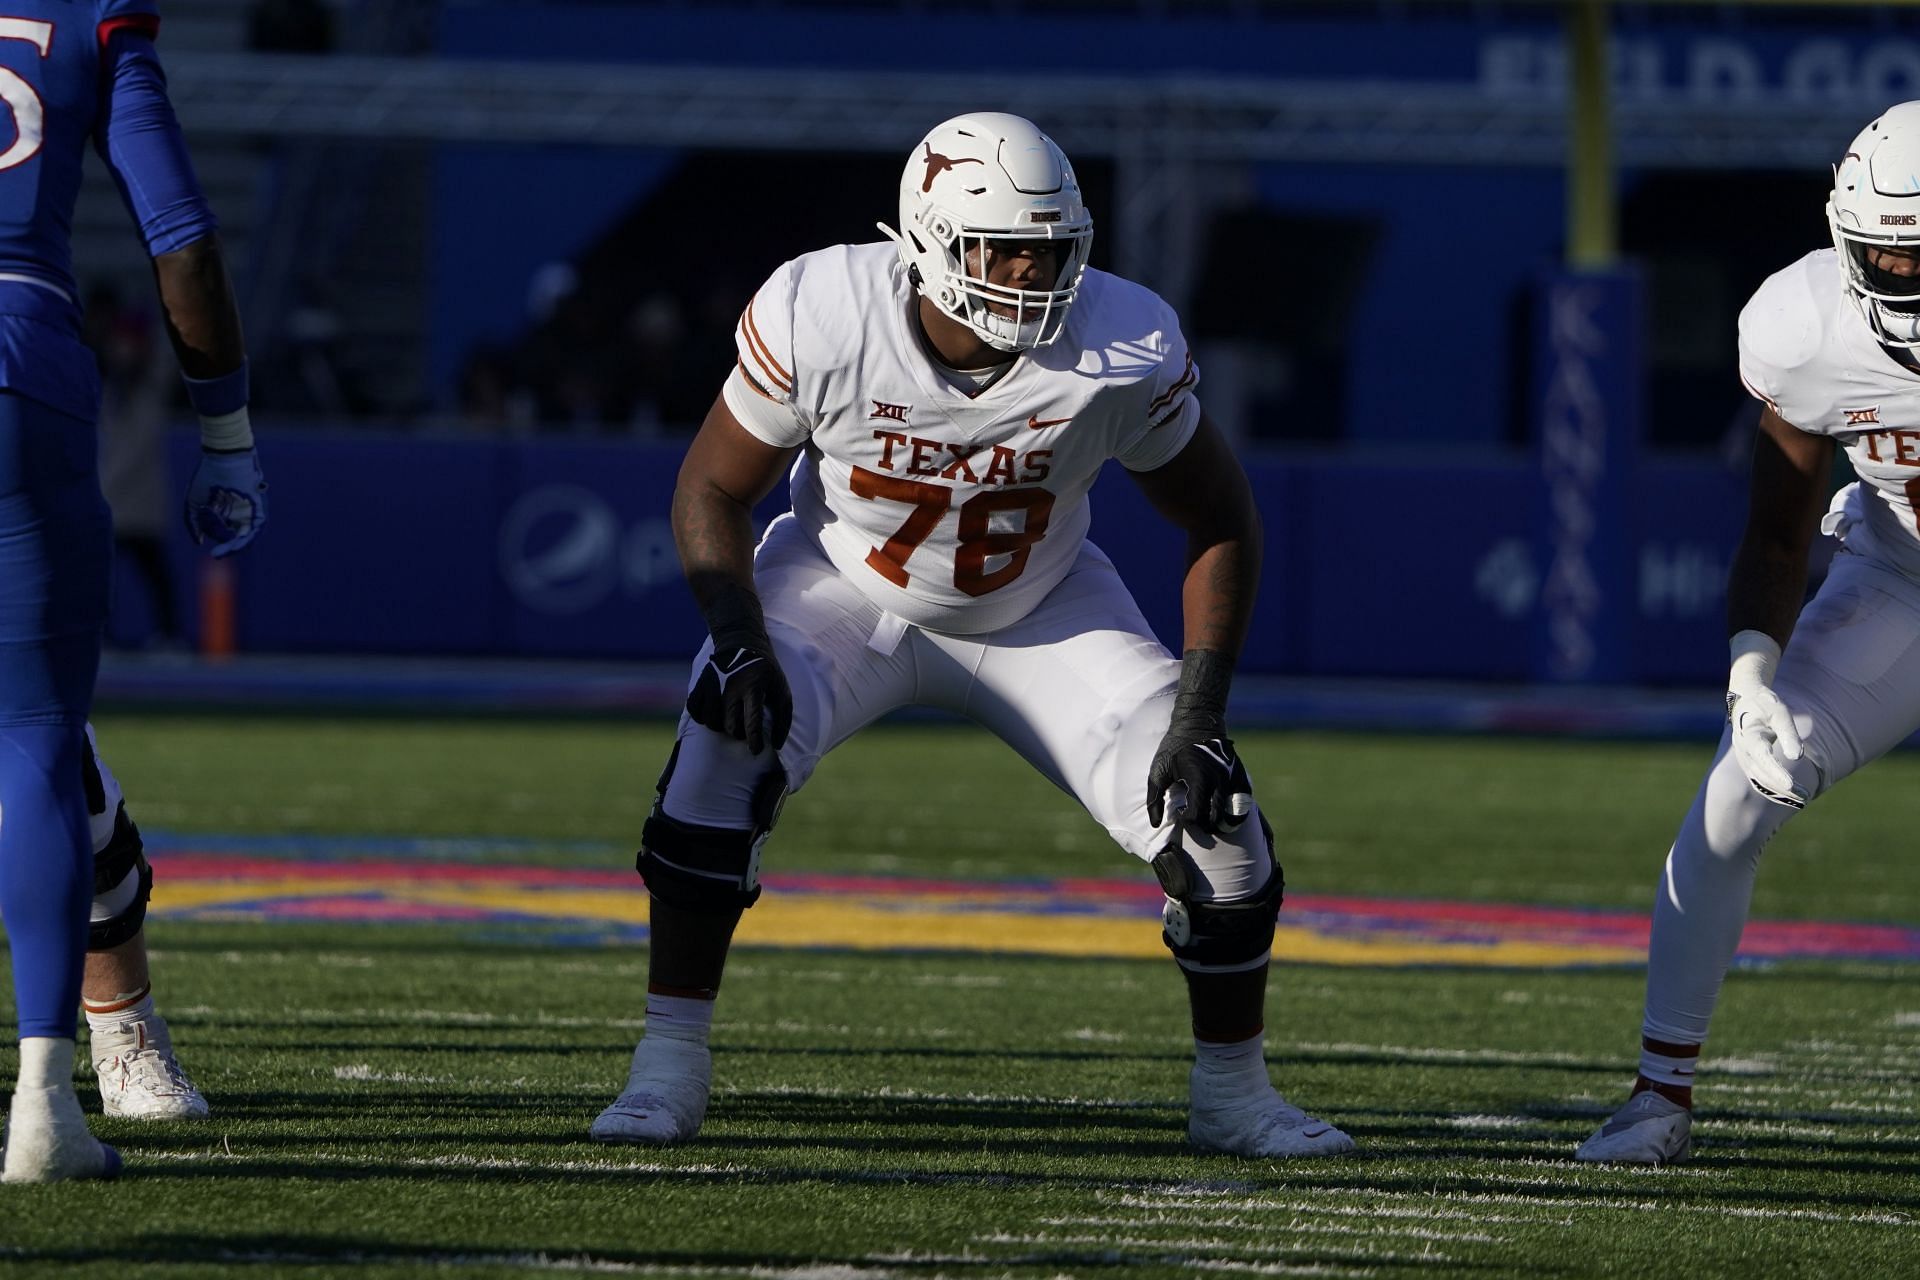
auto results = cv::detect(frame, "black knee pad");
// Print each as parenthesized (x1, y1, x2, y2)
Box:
(1152, 814, 1283, 973)
(635, 746, 787, 915)
(89, 805, 152, 952)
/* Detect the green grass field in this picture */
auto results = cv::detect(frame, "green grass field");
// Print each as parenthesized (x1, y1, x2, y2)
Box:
(2, 715, 1917, 1277)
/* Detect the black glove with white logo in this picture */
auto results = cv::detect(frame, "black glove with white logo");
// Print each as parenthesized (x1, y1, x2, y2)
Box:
(686, 584, 792, 756)
(1146, 650, 1254, 838)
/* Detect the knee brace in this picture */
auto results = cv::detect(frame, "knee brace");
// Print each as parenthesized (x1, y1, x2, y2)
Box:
(1152, 814, 1283, 974)
(635, 742, 788, 915)
(89, 805, 152, 952)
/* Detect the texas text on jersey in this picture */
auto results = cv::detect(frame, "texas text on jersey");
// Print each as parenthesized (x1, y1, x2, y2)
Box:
(723, 242, 1201, 634)
(1739, 248, 1920, 579)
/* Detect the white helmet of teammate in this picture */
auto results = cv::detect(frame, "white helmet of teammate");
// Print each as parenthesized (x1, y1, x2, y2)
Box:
(1829, 101, 1920, 347)
(880, 112, 1094, 352)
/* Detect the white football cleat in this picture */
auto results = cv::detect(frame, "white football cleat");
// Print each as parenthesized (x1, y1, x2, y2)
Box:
(1189, 1070, 1356, 1158)
(590, 1038, 710, 1145)
(91, 1014, 209, 1121)
(2, 1085, 121, 1183)
(1575, 1090, 1692, 1165)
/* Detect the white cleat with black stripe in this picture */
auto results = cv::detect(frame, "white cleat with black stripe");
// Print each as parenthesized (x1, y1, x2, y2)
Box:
(1189, 1076, 1356, 1158)
(1575, 1090, 1693, 1165)
(590, 1038, 710, 1146)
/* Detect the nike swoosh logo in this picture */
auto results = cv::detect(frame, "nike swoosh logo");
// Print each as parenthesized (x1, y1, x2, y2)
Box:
(1027, 414, 1071, 430)
(1302, 1126, 1331, 1139)
(1191, 742, 1232, 769)
(712, 651, 762, 693)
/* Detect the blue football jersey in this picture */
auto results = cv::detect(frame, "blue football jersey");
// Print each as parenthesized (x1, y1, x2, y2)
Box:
(0, 1, 212, 419)
(0, 1, 160, 298)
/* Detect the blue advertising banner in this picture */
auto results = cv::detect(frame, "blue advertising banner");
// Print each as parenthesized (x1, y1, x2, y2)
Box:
(1531, 270, 1643, 685)
(156, 429, 1754, 686)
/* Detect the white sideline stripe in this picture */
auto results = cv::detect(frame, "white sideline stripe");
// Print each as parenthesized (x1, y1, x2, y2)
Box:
(1291, 1040, 1920, 1083)
(1286, 1041, 1649, 1069)
(739, 1084, 1176, 1111)
(172, 1005, 650, 1031)
(137, 1151, 1253, 1194)
(1099, 1195, 1549, 1227)
(65, 1252, 930, 1279)
(1286, 1041, 1786, 1075)
(1113, 1188, 1916, 1228)
(334, 1065, 450, 1084)
(982, 1232, 1447, 1266)
(1443, 1115, 1535, 1130)
(1039, 1215, 1500, 1244)
(137, 1150, 748, 1175)
(888, 1252, 1366, 1280)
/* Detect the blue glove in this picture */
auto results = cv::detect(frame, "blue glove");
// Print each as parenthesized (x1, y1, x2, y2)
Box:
(183, 448, 267, 557)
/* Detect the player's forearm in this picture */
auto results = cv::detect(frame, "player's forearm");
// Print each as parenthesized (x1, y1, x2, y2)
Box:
(1180, 531, 1260, 658)
(1724, 536, 1810, 651)
(152, 238, 244, 378)
(672, 481, 769, 642)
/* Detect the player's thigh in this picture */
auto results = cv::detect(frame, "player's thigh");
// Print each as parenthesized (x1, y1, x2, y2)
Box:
(660, 515, 918, 826)
(953, 545, 1273, 896)
(949, 546, 1174, 817)
(0, 392, 110, 724)
(1775, 551, 1920, 796)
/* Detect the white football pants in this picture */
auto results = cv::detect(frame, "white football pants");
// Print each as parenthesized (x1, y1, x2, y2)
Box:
(1643, 548, 1920, 1047)
(657, 513, 1274, 902)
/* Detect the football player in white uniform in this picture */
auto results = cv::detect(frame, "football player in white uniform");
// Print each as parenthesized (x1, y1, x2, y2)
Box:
(590, 112, 1354, 1159)
(1577, 101, 1920, 1164)
(77, 728, 208, 1121)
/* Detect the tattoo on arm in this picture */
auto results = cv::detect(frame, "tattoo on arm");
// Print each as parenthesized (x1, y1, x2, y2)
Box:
(1183, 535, 1257, 657)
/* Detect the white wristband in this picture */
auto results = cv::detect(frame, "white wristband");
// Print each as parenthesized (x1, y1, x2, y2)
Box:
(198, 407, 254, 452)
(1729, 629, 1781, 688)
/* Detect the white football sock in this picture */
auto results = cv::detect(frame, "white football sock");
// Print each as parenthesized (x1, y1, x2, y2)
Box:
(644, 992, 715, 1046)
(1193, 1032, 1268, 1097)
(85, 991, 155, 1033)
(1638, 1043, 1700, 1090)
(17, 1038, 76, 1091)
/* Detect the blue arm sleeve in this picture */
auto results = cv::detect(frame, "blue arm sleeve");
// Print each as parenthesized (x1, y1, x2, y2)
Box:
(92, 30, 218, 258)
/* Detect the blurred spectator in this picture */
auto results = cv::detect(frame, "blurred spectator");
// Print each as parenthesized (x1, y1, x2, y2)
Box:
(248, 0, 335, 54)
(458, 345, 537, 433)
(85, 285, 181, 649)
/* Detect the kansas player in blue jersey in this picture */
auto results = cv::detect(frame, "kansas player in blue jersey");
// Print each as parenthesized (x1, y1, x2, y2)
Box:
(0, 1, 263, 1183)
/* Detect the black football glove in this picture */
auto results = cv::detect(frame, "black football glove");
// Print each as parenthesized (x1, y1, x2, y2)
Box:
(1146, 650, 1254, 837)
(686, 584, 792, 756)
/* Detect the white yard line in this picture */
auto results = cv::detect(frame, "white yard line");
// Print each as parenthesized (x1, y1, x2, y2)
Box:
(1037, 1214, 1500, 1244)
(1112, 1187, 1915, 1228)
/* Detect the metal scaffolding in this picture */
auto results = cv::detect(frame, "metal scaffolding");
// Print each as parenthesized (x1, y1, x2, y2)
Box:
(164, 51, 1876, 311)
(166, 52, 1875, 170)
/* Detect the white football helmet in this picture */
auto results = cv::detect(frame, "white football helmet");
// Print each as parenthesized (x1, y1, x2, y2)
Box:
(880, 112, 1093, 352)
(1828, 101, 1920, 347)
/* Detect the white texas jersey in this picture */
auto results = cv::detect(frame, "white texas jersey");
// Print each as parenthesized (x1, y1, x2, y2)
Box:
(1739, 249, 1920, 578)
(722, 241, 1200, 634)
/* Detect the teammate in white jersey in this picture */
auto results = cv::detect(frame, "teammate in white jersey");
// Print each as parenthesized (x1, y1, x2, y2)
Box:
(1577, 102, 1920, 1165)
(590, 112, 1354, 1159)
